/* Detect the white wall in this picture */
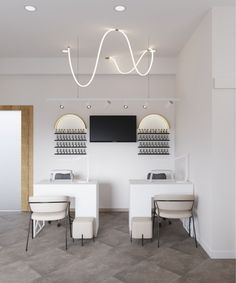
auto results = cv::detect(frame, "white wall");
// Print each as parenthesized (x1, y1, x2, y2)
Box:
(211, 91, 235, 256)
(210, 6, 235, 258)
(0, 111, 21, 210)
(176, 7, 235, 259)
(176, 11, 213, 252)
(212, 7, 235, 79)
(0, 73, 176, 209)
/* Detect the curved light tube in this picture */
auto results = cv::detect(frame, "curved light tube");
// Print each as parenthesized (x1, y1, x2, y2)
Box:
(66, 29, 114, 88)
(117, 29, 155, 76)
(65, 29, 155, 87)
(109, 49, 148, 75)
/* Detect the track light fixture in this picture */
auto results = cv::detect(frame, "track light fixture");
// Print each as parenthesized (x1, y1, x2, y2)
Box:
(63, 29, 156, 88)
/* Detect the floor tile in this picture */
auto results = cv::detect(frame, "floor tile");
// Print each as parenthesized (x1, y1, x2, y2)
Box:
(147, 247, 205, 276)
(44, 260, 120, 283)
(25, 248, 75, 276)
(171, 237, 208, 259)
(0, 261, 41, 283)
(0, 212, 234, 283)
(177, 259, 236, 283)
(114, 260, 180, 283)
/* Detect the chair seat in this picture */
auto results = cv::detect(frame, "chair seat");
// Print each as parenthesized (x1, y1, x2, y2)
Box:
(158, 209, 192, 219)
(29, 195, 69, 202)
(153, 194, 194, 201)
(32, 211, 66, 221)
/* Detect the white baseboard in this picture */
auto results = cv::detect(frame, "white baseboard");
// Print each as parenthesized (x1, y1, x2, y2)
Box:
(182, 219, 236, 259)
(200, 238, 236, 259)
(0, 210, 21, 212)
(99, 208, 128, 212)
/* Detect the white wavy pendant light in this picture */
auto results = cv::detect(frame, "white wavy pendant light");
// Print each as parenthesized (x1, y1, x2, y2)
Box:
(63, 29, 156, 88)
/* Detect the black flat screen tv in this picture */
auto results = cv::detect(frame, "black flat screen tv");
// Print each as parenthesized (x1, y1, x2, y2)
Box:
(90, 115, 137, 142)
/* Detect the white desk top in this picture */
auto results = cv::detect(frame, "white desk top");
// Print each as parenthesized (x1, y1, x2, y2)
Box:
(36, 180, 97, 185)
(129, 179, 192, 185)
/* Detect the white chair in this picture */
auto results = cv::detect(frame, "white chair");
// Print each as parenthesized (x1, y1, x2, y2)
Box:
(153, 194, 197, 248)
(26, 195, 71, 251)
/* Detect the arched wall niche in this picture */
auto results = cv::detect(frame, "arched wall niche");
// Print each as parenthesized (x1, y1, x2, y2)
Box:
(138, 114, 170, 129)
(55, 114, 86, 129)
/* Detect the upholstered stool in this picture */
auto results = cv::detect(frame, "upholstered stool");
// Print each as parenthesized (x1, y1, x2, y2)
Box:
(131, 217, 152, 246)
(72, 217, 94, 246)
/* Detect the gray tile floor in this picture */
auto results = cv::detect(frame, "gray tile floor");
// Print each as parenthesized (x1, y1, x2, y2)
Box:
(0, 212, 235, 283)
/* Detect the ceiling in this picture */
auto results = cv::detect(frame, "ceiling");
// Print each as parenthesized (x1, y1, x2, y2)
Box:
(0, 0, 234, 58)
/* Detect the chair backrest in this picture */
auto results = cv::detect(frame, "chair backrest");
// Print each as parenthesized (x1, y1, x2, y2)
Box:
(154, 194, 194, 212)
(29, 195, 69, 213)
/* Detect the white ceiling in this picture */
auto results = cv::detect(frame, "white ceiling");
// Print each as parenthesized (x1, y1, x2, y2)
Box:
(0, 0, 234, 58)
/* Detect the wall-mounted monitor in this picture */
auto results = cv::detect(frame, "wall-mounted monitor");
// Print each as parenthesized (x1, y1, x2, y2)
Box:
(90, 115, 137, 142)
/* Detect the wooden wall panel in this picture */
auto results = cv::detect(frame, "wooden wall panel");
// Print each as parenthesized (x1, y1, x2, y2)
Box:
(0, 106, 33, 211)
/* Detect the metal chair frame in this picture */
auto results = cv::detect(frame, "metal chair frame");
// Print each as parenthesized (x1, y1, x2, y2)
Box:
(26, 200, 72, 251)
(152, 199, 198, 248)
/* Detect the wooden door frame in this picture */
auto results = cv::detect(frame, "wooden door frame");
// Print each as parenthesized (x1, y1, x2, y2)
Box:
(0, 106, 33, 211)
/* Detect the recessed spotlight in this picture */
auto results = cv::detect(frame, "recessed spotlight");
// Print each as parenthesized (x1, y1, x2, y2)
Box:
(24, 5, 37, 12)
(87, 104, 92, 109)
(123, 105, 128, 109)
(165, 100, 174, 109)
(59, 105, 64, 109)
(114, 5, 126, 12)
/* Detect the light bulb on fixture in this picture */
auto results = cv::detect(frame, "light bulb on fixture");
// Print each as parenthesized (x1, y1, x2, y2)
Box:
(143, 104, 148, 109)
(63, 29, 156, 87)
(86, 104, 92, 109)
(123, 105, 128, 109)
(24, 5, 37, 12)
(114, 5, 126, 12)
(59, 104, 64, 109)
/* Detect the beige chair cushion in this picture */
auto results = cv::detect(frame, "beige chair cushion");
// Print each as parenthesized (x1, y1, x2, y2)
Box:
(32, 211, 66, 221)
(72, 217, 94, 239)
(158, 210, 192, 219)
(29, 195, 69, 214)
(153, 194, 194, 201)
(154, 194, 194, 219)
(29, 195, 69, 202)
(131, 217, 152, 239)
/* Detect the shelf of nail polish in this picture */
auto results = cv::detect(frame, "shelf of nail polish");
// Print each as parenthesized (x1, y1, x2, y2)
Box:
(138, 148, 170, 155)
(138, 141, 170, 148)
(54, 128, 87, 155)
(54, 148, 87, 155)
(137, 128, 170, 156)
(55, 129, 87, 134)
